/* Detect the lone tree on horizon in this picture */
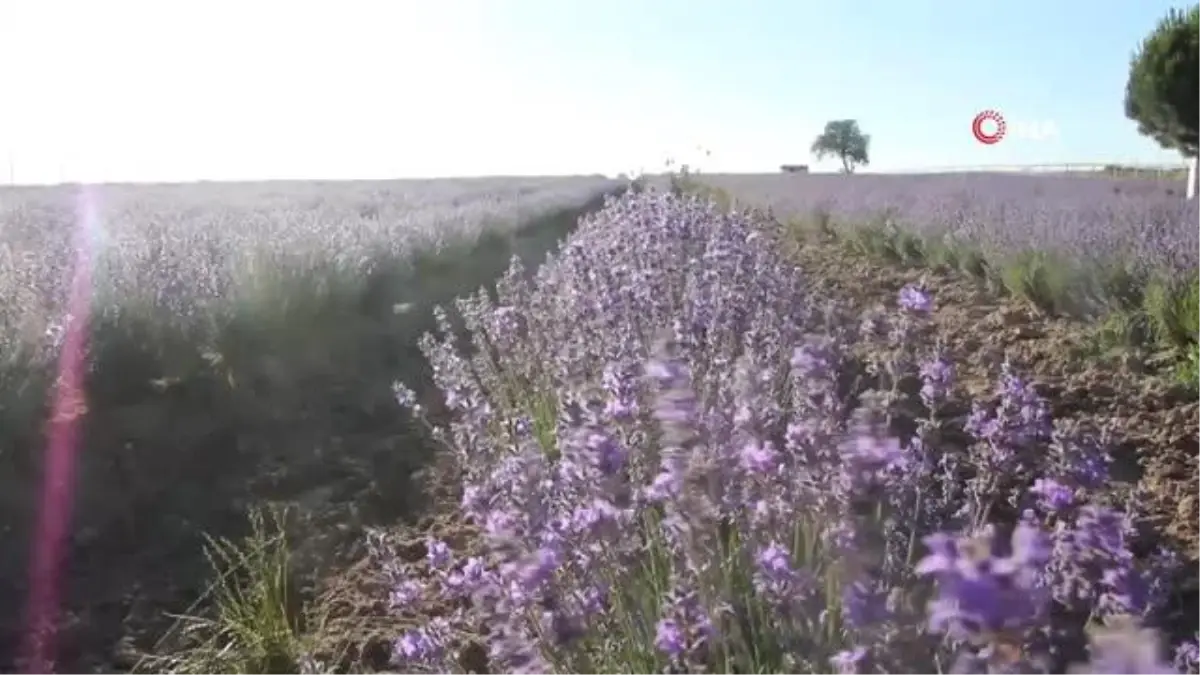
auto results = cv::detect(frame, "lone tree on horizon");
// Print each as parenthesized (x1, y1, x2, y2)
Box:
(810, 120, 871, 174)
(1124, 5, 1198, 196)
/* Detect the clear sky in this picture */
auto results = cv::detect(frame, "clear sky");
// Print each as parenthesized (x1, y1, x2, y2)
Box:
(0, 0, 1192, 184)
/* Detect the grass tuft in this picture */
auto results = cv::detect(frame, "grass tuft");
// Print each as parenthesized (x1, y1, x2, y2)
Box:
(139, 505, 322, 674)
(1144, 276, 1200, 355)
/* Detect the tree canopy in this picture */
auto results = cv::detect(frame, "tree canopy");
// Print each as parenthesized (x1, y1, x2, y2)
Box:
(1125, 6, 1199, 157)
(810, 120, 871, 174)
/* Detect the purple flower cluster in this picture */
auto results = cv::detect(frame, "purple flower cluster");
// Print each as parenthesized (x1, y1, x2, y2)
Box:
(916, 522, 1051, 643)
(387, 190, 1192, 673)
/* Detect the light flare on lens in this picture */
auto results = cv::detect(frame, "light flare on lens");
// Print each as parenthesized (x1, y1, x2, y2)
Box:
(21, 183, 99, 672)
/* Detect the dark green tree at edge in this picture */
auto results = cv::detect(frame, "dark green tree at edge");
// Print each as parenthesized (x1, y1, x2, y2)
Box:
(1125, 6, 1199, 158)
(811, 120, 871, 174)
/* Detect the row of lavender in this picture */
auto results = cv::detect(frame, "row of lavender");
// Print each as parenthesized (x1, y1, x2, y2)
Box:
(0, 176, 620, 363)
(696, 172, 1198, 277)
(382, 190, 1198, 674)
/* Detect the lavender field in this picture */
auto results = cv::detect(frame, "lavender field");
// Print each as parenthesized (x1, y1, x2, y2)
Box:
(697, 172, 1197, 270)
(0, 176, 620, 361)
(370, 188, 1199, 675)
(699, 173, 1198, 325)
(0, 176, 621, 672)
(0, 174, 1196, 674)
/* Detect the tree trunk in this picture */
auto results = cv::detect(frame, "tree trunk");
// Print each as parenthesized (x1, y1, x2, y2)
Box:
(1187, 155, 1197, 200)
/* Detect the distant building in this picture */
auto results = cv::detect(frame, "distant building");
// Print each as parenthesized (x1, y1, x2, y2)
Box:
(780, 164, 809, 174)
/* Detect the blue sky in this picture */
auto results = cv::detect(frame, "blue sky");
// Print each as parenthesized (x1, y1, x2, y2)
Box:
(0, 0, 1191, 183)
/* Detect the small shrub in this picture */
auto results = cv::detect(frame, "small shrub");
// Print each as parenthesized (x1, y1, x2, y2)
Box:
(1145, 276, 1200, 354)
(923, 238, 961, 272)
(1095, 261, 1150, 313)
(999, 251, 1078, 316)
(849, 222, 903, 263)
(1092, 309, 1156, 355)
(957, 247, 990, 283)
(894, 231, 925, 266)
(811, 208, 836, 240)
(1173, 342, 1200, 390)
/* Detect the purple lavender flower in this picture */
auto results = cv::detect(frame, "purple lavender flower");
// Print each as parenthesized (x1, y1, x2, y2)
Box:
(394, 630, 431, 661)
(753, 541, 812, 606)
(898, 284, 934, 313)
(1030, 477, 1075, 512)
(425, 538, 452, 568)
(841, 578, 891, 630)
(517, 547, 560, 592)
(390, 578, 425, 608)
(831, 647, 868, 674)
(655, 589, 715, 666)
(1175, 638, 1199, 674)
(740, 439, 780, 474)
(393, 620, 449, 667)
(919, 355, 955, 406)
(655, 619, 686, 658)
(443, 556, 489, 596)
(840, 433, 908, 487)
(570, 429, 628, 476)
(916, 522, 1051, 644)
(792, 342, 835, 379)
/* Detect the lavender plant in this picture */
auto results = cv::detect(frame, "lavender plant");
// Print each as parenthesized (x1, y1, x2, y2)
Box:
(388, 190, 1194, 674)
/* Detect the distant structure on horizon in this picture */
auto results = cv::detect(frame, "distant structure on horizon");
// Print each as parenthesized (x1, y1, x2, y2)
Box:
(779, 164, 809, 174)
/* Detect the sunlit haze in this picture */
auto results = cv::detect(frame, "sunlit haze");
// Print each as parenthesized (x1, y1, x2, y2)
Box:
(0, 0, 1190, 184)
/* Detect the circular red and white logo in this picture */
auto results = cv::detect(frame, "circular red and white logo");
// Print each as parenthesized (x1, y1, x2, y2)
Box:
(972, 110, 1007, 145)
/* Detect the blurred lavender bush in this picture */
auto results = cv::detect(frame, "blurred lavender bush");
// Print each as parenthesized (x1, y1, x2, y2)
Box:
(0, 176, 621, 670)
(386, 190, 1197, 674)
(695, 173, 1199, 374)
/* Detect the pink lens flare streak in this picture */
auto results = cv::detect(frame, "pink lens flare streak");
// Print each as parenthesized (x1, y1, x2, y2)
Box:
(20, 184, 98, 672)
